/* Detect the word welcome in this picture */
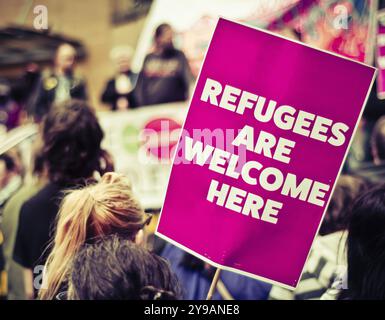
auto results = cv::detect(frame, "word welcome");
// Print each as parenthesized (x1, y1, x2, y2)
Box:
(184, 135, 330, 225)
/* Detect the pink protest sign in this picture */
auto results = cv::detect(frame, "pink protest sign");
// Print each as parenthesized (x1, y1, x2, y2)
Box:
(156, 18, 376, 289)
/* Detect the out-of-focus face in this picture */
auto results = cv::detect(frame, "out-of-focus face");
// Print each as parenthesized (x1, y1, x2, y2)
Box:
(55, 44, 76, 72)
(116, 56, 131, 73)
(156, 26, 174, 50)
(110, 46, 133, 73)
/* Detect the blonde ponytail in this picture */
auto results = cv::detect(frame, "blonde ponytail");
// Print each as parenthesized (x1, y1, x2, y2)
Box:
(39, 173, 145, 300)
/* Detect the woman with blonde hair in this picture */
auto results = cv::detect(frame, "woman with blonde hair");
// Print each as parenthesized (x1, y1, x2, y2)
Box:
(38, 172, 150, 300)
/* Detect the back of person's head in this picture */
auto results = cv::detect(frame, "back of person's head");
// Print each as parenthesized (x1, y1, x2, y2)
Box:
(371, 116, 385, 163)
(39, 172, 146, 300)
(42, 99, 104, 185)
(339, 184, 385, 300)
(319, 175, 369, 236)
(67, 235, 181, 300)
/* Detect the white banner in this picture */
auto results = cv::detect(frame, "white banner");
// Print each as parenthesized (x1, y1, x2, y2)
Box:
(98, 102, 188, 209)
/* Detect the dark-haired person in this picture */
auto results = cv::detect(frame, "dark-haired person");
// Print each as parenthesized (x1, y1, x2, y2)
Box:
(31, 43, 87, 121)
(322, 184, 385, 300)
(355, 115, 385, 185)
(134, 23, 192, 107)
(66, 235, 181, 300)
(269, 175, 369, 300)
(2, 139, 47, 300)
(13, 100, 106, 299)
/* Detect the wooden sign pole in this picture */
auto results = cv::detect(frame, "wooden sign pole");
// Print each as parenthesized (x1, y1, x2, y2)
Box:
(206, 268, 222, 300)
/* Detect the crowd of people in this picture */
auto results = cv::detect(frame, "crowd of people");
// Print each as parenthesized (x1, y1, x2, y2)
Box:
(0, 23, 192, 131)
(1, 21, 385, 300)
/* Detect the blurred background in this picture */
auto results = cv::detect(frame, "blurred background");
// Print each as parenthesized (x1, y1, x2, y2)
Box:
(0, 0, 148, 110)
(1, 0, 385, 300)
(0, 0, 378, 110)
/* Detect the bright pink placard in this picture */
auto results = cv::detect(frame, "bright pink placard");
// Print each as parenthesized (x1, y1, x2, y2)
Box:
(156, 18, 376, 288)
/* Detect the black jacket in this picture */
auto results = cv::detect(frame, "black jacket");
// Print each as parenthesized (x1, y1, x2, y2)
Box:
(101, 71, 138, 110)
(134, 49, 192, 107)
(32, 73, 88, 120)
